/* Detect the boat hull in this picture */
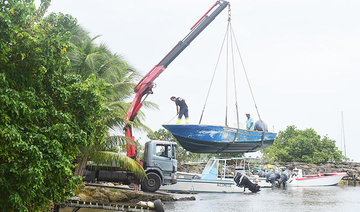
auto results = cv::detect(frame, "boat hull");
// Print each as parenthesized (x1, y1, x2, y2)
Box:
(162, 124, 276, 153)
(160, 178, 243, 193)
(288, 172, 347, 187)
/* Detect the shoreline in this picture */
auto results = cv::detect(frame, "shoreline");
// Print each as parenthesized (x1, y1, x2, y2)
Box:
(57, 161, 359, 210)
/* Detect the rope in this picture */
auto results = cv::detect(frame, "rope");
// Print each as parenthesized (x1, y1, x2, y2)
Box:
(230, 25, 262, 122)
(167, 114, 178, 124)
(198, 21, 230, 124)
(230, 23, 240, 128)
(225, 21, 229, 127)
(224, 4, 232, 127)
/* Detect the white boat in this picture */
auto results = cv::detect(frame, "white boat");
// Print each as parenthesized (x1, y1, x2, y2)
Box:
(287, 168, 347, 187)
(159, 157, 269, 193)
(161, 177, 243, 193)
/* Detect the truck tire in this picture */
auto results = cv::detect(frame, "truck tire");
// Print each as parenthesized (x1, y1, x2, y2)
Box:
(142, 172, 161, 192)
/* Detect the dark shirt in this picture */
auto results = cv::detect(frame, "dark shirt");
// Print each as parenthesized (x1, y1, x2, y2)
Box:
(175, 97, 187, 109)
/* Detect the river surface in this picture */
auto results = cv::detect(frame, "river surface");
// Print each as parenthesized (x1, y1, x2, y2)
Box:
(61, 186, 360, 212)
(166, 186, 360, 212)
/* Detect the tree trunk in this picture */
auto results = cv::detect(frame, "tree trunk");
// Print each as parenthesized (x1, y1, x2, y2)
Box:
(73, 155, 88, 176)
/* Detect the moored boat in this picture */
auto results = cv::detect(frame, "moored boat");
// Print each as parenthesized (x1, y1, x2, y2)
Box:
(287, 168, 347, 187)
(162, 124, 276, 153)
(159, 157, 270, 193)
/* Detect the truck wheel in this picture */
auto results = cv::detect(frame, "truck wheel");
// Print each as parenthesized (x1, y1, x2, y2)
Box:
(142, 172, 161, 192)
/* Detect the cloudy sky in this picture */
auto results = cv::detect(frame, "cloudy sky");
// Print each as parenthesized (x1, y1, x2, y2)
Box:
(45, 0, 360, 161)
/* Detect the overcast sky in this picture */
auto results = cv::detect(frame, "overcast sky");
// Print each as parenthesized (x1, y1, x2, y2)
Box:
(45, 0, 360, 162)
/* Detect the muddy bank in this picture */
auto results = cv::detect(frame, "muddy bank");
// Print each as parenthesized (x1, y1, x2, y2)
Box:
(70, 184, 195, 204)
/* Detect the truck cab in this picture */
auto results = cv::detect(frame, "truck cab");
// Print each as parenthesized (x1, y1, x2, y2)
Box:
(141, 140, 177, 192)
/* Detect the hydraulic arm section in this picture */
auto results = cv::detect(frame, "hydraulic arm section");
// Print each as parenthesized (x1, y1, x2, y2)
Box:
(125, 0, 229, 159)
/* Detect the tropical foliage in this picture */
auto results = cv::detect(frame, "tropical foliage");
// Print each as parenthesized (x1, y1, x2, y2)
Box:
(0, 0, 108, 210)
(262, 126, 344, 163)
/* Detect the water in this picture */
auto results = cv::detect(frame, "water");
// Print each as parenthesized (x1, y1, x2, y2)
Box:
(164, 186, 360, 212)
(61, 186, 360, 212)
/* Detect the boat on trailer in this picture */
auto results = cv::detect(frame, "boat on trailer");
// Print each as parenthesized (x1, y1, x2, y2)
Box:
(162, 124, 276, 153)
(287, 168, 347, 187)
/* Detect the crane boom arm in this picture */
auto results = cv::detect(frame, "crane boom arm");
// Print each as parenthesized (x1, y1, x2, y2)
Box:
(125, 0, 229, 158)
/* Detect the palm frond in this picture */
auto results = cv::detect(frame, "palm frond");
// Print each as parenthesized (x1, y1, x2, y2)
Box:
(132, 119, 153, 134)
(142, 101, 159, 110)
(91, 151, 147, 180)
(105, 135, 140, 150)
(107, 101, 128, 109)
(91, 34, 102, 42)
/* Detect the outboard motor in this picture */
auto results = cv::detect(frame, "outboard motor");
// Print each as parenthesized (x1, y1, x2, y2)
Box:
(278, 168, 290, 188)
(254, 120, 268, 132)
(257, 170, 266, 178)
(234, 172, 260, 193)
(265, 172, 273, 182)
(278, 173, 289, 188)
(265, 172, 278, 189)
(274, 172, 281, 187)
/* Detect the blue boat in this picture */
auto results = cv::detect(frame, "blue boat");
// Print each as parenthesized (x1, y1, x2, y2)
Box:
(162, 124, 277, 153)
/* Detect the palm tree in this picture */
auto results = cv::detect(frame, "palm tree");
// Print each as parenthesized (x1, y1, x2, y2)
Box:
(68, 26, 157, 179)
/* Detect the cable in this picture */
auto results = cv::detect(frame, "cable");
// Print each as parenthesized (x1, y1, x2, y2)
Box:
(230, 24, 262, 122)
(198, 21, 230, 124)
(225, 21, 229, 127)
(230, 23, 240, 128)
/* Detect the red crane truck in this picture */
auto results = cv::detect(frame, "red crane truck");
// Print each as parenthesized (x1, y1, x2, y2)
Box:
(85, 0, 230, 192)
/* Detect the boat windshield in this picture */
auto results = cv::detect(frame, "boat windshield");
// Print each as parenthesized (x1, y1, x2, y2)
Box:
(201, 158, 219, 180)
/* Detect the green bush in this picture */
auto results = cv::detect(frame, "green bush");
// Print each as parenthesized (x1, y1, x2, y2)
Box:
(262, 126, 344, 163)
(0, 1, 107, 210)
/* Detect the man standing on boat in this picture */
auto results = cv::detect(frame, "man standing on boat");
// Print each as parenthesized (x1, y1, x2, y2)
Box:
(246, 113, 254, 130)
(170, 96, 189, 124)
